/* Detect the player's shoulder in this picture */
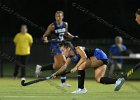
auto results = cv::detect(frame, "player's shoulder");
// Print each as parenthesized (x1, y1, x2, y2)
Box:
(75, 46, 81, 49)
(75, 46, 84, 51)
(26, 32, 31, 35)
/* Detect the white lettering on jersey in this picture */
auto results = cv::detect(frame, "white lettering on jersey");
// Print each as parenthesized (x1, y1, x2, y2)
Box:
(55, 28, 66, 33)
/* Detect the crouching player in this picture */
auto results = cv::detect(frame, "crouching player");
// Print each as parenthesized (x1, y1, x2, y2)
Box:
(51, 41, 125, 94)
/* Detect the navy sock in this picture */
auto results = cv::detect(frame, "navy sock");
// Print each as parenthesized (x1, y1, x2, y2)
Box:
(100, 77, 117, 84)
(41, 63, 54, 71)
(60, 72, 66, 83)
(78, 70, 85, 89)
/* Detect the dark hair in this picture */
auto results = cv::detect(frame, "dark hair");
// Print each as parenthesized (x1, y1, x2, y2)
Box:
(59, 41, 74, 49)
(136, 9, 140, 15)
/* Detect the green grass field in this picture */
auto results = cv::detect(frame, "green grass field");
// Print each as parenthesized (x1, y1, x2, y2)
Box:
(0, 78, 140, 100)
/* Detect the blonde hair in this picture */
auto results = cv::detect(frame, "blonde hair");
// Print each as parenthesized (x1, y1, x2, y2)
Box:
(55, 11, 64, 16)
(115, 36, 123, 42)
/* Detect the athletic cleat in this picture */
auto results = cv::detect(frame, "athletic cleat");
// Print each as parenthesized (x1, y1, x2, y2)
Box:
(71, 88, 87, 94)
(35, 65, 42, 77)
(60, 82, 72, 87)
(114, 78, 125, 91)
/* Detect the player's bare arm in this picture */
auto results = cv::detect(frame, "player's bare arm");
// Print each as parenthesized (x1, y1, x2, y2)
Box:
(43, 23, 55, 42)
(71, 46, 87, 73)
(64, 22, 75, 39)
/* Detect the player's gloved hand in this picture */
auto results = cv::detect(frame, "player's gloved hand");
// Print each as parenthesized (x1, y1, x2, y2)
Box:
(72, 35, 79, 41)
(71, 67, 78, 73)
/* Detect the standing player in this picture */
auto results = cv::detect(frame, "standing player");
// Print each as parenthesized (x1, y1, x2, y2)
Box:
(108, 36, 127, 77)
(51, 41, 125, 94)
(35, 11, 78, 87)
(135, 9, 140, 25)
(13, 25, 33, 80)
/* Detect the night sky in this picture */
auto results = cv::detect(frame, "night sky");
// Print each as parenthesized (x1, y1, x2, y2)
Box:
(0, 0, 140, 39)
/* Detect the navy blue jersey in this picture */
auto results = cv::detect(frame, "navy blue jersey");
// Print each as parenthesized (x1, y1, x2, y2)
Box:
(109, 44, 127, 63)
(69, 47, 108, 64)
(52, 21, 67, 41)
(69, 48, 81, 63)
(50, 21, 67, 56)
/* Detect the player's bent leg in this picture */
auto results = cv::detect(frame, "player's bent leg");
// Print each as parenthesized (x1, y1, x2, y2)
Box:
(34, 54, 61, 77)
(95, 64, 125, 91)
(94, 64, 107, 83)
(54, 54, 72, 87)
(35, 63, 54, 77)
(60, 72, 72, 87)
(35, 64, 42, 77)
(72, 62, 87, 94)
(72, 70, 87, 94)
(53, 54, 66, 68)
(94, 64, 116, 84)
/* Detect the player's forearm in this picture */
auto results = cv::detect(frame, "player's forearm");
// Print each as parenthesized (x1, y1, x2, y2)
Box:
(65, 32, 74, 39)
(75, 58, 86, 69)
(43, 32, 50, 43)
(43, 32, 49, 37)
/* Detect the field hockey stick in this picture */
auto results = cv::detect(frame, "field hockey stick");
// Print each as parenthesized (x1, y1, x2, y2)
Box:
(123, 62, 140, 78)
(42, 35, 79, 43)
(21, 71, 71, 86)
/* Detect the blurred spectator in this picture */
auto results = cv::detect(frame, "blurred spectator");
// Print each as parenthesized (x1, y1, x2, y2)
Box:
(13, 25, 33, 80)
(108, 36, 127, 77)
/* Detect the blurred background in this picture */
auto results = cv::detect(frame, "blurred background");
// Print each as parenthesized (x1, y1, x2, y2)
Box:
(0, 0, 140, 79)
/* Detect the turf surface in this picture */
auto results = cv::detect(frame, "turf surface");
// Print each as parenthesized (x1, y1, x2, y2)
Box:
(0, 78, 140, 100)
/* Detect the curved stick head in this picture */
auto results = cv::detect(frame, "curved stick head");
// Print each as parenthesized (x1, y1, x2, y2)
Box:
(21, 80, 26, 86)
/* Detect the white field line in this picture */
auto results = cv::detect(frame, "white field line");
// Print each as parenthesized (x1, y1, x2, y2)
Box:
(0, 96, 58, 98)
